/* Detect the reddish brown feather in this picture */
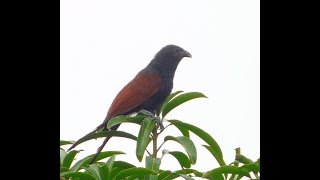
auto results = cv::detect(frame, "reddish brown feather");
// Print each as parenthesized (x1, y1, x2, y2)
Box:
(104, 72, 162, 122)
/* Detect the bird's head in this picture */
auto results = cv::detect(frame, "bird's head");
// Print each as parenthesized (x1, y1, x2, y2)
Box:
(155, 44, 192, 61)
(147, 44, 191, 77)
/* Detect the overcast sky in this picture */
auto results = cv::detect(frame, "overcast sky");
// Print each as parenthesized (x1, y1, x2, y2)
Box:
(60, 0, 260, 177)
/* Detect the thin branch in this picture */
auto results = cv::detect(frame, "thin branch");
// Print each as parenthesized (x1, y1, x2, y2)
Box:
(158, 124, 172, 135)
(146, 149, 152, 156)
(156, 141, 166, 153)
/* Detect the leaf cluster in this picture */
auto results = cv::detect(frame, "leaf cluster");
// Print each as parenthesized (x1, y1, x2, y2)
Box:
(60, 91, 259, 180)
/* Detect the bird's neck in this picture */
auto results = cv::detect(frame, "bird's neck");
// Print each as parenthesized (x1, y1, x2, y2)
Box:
(148, 57, 180, 80)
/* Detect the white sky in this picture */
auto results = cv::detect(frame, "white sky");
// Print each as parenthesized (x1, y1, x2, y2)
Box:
(60, 0, 260, 178)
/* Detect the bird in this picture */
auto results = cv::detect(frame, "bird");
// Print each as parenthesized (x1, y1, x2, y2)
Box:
(67, 44, 192, 164)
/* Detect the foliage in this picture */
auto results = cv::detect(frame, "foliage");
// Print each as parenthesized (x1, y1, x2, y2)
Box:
(60, 91, 260, 180)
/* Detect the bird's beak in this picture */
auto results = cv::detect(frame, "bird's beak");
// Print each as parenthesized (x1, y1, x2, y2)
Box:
(183, 50, 192, 58)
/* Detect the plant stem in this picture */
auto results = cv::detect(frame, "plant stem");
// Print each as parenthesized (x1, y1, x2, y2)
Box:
(152, 125, 159, 157)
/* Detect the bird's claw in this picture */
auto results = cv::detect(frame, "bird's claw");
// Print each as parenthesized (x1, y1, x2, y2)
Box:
(138, 109, 165, 131)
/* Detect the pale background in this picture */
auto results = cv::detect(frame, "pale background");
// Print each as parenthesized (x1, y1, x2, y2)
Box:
(60, 0, 260, 178)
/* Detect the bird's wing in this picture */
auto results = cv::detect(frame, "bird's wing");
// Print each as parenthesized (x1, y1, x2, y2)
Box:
(105, 72, 162, 121)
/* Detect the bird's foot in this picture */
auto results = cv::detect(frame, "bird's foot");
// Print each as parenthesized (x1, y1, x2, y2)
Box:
(138, 109, 165, 131)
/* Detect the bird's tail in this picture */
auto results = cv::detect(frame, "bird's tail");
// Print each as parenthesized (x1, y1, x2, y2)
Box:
(67, 121, 121, 164)
(67, 122, 106, 152)
(89, 136, 111, 164)
(89, 124, 120, 164)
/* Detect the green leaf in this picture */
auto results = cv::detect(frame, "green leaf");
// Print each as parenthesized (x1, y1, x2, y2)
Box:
(240, 163, 259, 174)
(60, 149, 67, 166)
(157, 170, 172, 180)
(70, 151, 125, 172)
(236, 154, 254, 164)
(107, 115, 145, 129)
(165, 151, 191, 168)
(158, 90, 184, 116)
(60, 140, 76, 146)
(174, 125, 190, 138)
(62, 150, 82, 169)
(145, 156, 161, 173)
(255, 158, 260, 172)
(174, 169, 197, 174)
(136, 118, 156, 162)
(169, 120, 224, 165)
(164, 136, 197, 164)
(99, 164, 110, 180)
(179, 174, 195, 180)
(113, 161, 136, 169)
(202, 165, 250, 179)
(210, 174, 224, 180)
(193, 170, 204, 177)
(164, 169, 196, 180)
(110, 167, 124, 180)
(126, 175, 144, 180)
(114, 167, 157, 180)
(106, 155, 116, 169)
(83, 164, 101, 180)
(60, 167, 69, 173)
(69, 130, 137, 148)
(161, 92, 207, 118)
(145, 156, 161, 180)
(202, 145, 226, 166)
(60, 171, 96, 180)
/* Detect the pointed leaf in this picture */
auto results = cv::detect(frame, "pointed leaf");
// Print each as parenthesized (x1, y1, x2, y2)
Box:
(83, 164, 101, 180)
(169, 120, 224, 165)
(165, 151, 191, 168)
(145, 156, 161, 173)
(99, 164, 110, 180)
(236, 154, 254, 164)
(174, 169, 197, 174)
(136, 118, 156, 162)
(164, 136, 197, 164)
(60, 167, 69, 173)
(126, 175, 144, 180)
(70, 130, 137, 148)
(202, 165, 250, 178)
(193, 170, 204, 177)
(113, 161, 136, 169)
(164, 169, 196, 180)
(114, 167, 157, 180)
(107, 115, 145, 129)
(162, 92, 207, 117)
(239, 163, 259, 174)
(174, 125, 190, 138)
(60, 149, 67, 166)
(70, 151, 125, 172)
(179, 174, 195, 180)
(210, 174, 224, 180)
(60, 140, 76, 146)
(60, 171, 96, 180)
(202, 145, 226, 166)
(110, 167, 124, 180)
(158, 90, 184, 116)
(255, 158, 260, 172)
(62, 150, 82, 169)
(158, 170, 172, 180)
(145, 156, 161, 180)
(106, 155, 116, 169)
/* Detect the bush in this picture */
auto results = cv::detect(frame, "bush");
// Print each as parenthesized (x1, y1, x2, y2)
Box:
(60, 91, 260, 180)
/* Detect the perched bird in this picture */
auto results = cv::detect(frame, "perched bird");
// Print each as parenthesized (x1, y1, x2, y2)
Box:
(68, 44, 191, 163)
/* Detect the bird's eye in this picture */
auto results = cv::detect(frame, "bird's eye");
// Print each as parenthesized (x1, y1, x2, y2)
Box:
(175, 48, 181, 52)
